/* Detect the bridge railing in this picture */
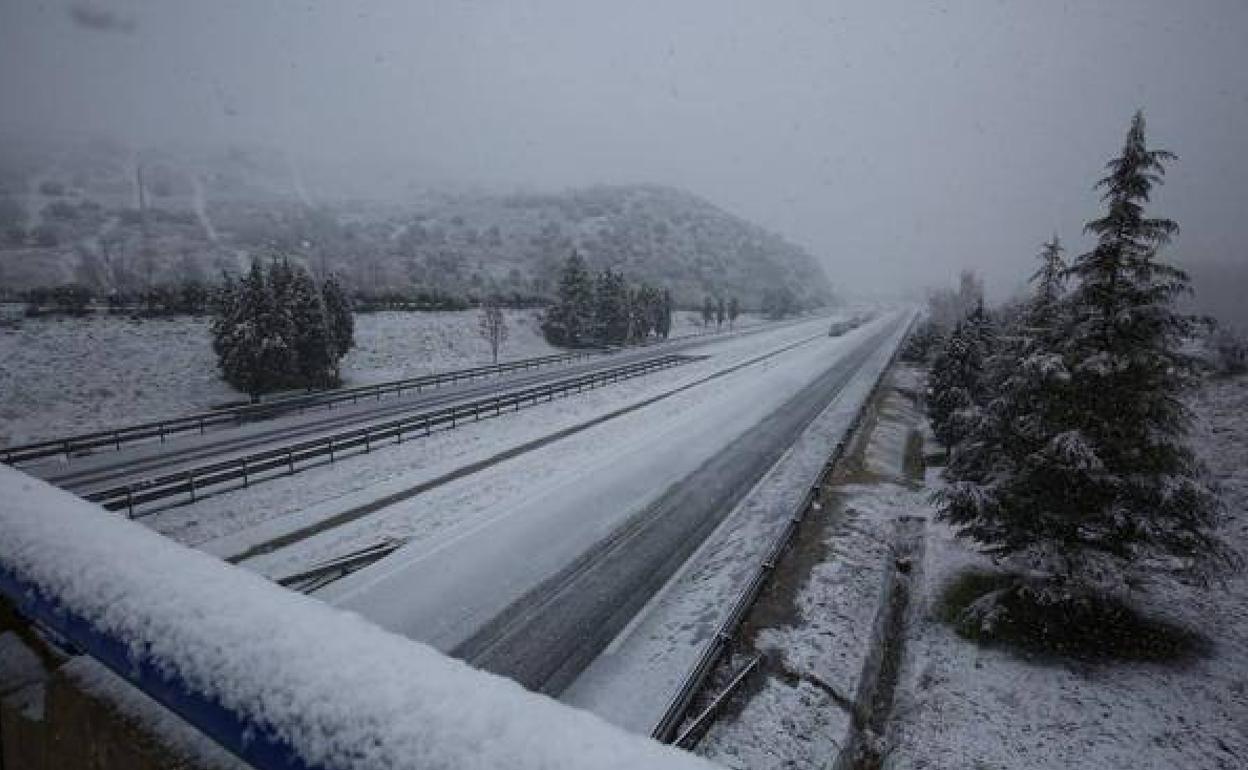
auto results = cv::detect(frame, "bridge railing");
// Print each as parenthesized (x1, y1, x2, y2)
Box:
(0, 465, 711, 770)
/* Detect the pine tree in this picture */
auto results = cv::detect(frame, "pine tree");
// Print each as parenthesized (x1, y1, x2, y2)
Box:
(542, 250, 594, 346)
(211, 261, 296, 402)
(288, 265, 336, 388)
(939, 112, 1223, 601)
(727, 297, 740, 329)
(701, 296, 715, 328)
(716, 297, 726, 330)
(657, 290, 674, 339)
(321, 275, 355, 365)
(927, 305, 992, 450)
(1030, 235, 1066, 328)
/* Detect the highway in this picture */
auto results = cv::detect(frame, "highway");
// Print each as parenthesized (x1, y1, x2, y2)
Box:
(314, 311, 911, 694)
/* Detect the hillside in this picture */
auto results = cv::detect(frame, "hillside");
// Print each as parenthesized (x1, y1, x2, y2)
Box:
(0, 140, 833, 309)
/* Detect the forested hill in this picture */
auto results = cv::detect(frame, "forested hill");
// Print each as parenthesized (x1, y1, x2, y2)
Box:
(382, 185, 833, 308)
(0, 140, 833, 309)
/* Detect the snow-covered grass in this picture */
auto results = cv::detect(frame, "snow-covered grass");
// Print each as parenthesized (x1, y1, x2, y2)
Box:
(0, 309, 557, 445)
(0, 465, 716, 770)
(886, 374, 1248, 770)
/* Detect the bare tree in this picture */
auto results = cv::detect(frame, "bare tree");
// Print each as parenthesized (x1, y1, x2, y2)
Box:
(479, 297, 509, 364)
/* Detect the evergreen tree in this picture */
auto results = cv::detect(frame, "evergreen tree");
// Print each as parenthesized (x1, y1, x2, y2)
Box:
(657, 290, 674, 339)
(211, 261, 296, 402)
(322, 276, 355, 365)
(926, 305, 992, 450)
(715, 297, 726, 330)
(727, 297, 740, 329)
(542, 250, 594, 346)
(288, 266, 337, 388)
(1030, 235, 1066, 328)
(701, 296, 715, 328)
(939, 112, 1223, 601)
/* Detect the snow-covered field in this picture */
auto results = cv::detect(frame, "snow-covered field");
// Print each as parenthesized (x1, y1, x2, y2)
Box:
(886, 374, 1248, 770)
(0, 308, 758, 447)
(0, 309, 557, 445)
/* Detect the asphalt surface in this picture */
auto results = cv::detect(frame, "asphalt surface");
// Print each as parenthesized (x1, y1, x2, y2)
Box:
(448, 315, 906, 693)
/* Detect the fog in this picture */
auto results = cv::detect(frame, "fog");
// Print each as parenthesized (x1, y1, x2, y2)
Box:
(2, 0, 1246, 303)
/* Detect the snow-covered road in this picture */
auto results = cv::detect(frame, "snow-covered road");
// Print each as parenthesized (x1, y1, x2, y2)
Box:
(292, 311, 909, 690)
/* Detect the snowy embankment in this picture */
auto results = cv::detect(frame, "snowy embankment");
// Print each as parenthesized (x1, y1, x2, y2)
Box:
(0, 465, 713, 770)
(885, 374, 1248, 770)
(0, 309, 559, 446)
(695, 365, 928, 768)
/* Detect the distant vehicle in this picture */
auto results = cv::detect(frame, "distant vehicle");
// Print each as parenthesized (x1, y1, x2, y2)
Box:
(829, 313, 873, 337)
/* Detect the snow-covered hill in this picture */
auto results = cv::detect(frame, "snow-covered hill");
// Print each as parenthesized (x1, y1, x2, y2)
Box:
(0, 140, 834, 309)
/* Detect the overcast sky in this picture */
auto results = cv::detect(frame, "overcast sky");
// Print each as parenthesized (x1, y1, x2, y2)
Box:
(2, 0, 1246, 298)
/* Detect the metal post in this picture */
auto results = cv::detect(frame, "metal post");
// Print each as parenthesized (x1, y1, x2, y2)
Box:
(242, 459, 250, 487)
(189, 475, 197, 503)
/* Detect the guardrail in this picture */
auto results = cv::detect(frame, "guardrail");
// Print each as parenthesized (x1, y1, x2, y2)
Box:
(0, 348, 608, 466)
(650, 312, 917, 746)
(86, 353, 698, 516)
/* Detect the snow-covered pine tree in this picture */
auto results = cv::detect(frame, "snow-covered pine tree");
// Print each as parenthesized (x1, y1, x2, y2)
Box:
(1030, 235, 1066, 328)
(288, 265, 337, 388)
(926, 304, 992, 450)
(321, 275, 355, 363)
(940, 112, 1223, 604)
(211, 260, 297, 402)
(657, 289, 674, 339)
(541, 250, 594, 346)
(727, 297, 740, 329)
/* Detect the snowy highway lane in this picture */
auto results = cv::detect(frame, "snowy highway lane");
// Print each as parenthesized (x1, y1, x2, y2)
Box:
(291, 311, 910, 692)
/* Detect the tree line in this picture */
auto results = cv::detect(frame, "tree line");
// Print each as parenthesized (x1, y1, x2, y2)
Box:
(921, 112, 1233, 630)
(541, 251, 675, 347)
(211, 258, 355, 402)
(20, 281, 214, 317)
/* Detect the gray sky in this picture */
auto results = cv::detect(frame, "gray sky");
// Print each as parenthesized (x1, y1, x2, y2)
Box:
(2, 0, 1247, 298)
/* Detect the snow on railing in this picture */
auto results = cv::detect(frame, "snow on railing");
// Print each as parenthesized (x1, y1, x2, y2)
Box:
(0, 466, 713, 770)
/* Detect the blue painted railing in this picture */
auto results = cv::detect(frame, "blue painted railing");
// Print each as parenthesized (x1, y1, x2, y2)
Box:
(0, 564, 310, 770)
